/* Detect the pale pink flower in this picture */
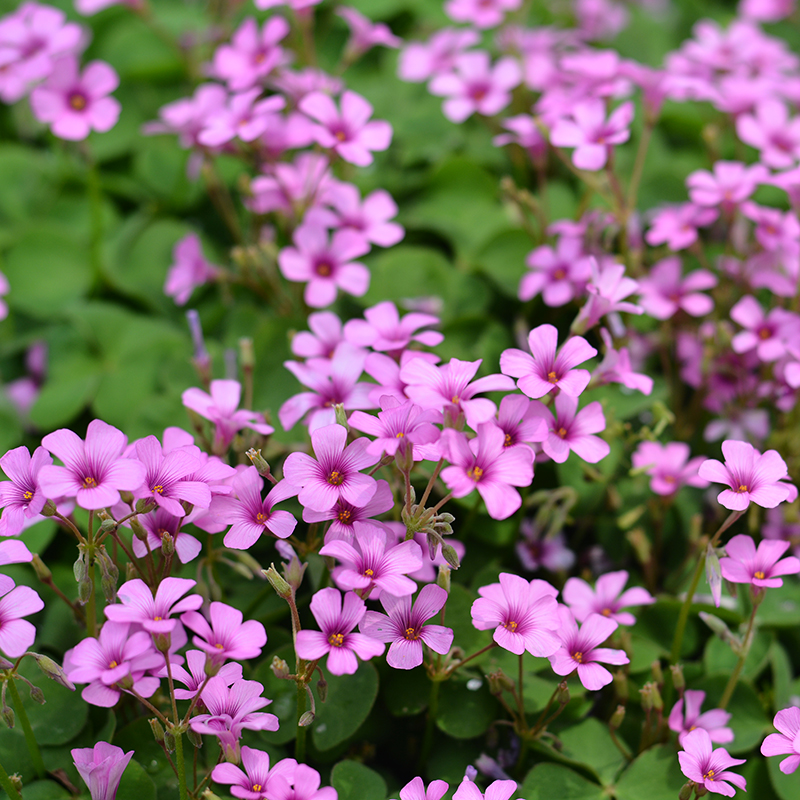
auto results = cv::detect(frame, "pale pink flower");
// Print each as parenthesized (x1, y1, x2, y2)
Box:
(737, 98, 800, 169)
(398, 29, 479, 83)
(337, 6, 400, 57)
(720, 534, 800, 589)
(686, 161, 767, 212)
(0, 445, 52, 536)
(0, 579, 44, 657)
(645, 203, 718, 250)
(164, 233, 220, 305)
(322, 183, 405, 249)
(344, 300, 442, 355)
(181, 601, 267, 664)
(519, 237, 592, 306)
(563, 570, 655, 626)
(669, 690, 734, 747)
(452, 777, 517, 800)
(762, 706, 800, 774)
(104, 577, 202, 635)
(730, 295, 800, 362)
(678, 728, 746, 796)
(291, 311, 346, 359)
(638, 257, 717, 320)
(348, 398, 441, 461)
(399, 776, 449, 800)
(72, 741, 134, 800)
(212, 17, 290, 91)
(631, 441, 708, 495)
(198, 89, 285, 147)
(445, 0, 521, 29)
(528, 393, 610, 464)
(573, 259, 642, 333)
(211, 746, 295, 800)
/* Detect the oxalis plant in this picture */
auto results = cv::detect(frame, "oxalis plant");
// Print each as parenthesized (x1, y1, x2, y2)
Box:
(1, 0, 800, 799)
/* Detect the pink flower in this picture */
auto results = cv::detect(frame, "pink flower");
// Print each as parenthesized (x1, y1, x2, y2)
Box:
(39, 419, 146, 510)
(631, 441, 708, 495)
(72, 741, 134, 800)
(516, 519, 574, 572)
(399, 777, 449, 800)
(698, 440, 792, 511)
(493, 395, 548, 451)
(719, 534, 800, 589)
(591, 329, 653, 396)
(145, 83, 228, 150)
(299, 90, 392, 167)
(736, 98, 800, 169)
(270, 762, 336, 800)
(181, 601, 267, 664)
(519, 237, 592, 306)
(320, 521, 423, 597)
(360, 584, 454, 669)
(278, 224, 371, 308)
(500, 324, 596, 399)
(730, 295, 800, 362)
(494, 114, 548, 164)
(669, 690, 734, 747)
(248, 153, 334, 219)
(181, 380, 274, 453)
(211, 746, 295, 800)
(348, 398, 441, 461)
(0, 579, 44, 657)
(470, 573, 560, 657)
(211, 17, 289, 91)
(337, 6, 401, 56)
(30, 56, 120, 141)
(104, 577, 202, 635)
(282, 423, 378, 512)
(398, 29, 479, 83)
(563, 570, 655, 626)
(164, 233, 220, 305)
(686, 161, 767, 212)
(0, 445, 52, 536)
(762, 706, 800, 775)
(130, 507, 199, 564)
(166, 649, 242, 700)
(550, 100, 634, 171)
(528, 393, 610, 464)
(548, 607, 629, 690)
(323, 183, 405, 249)
(573, 259, 642, 333)
(678, 728, 746, 796)
(212, 468, 297, 548)
(198, 89, 285, 147)
(638, 257, 717, 320)
(645, 203, 718, 251)
(444, 0, 521, 29)
(440, 425, 534, 520)
(452, 777, 517, 800)
(291, 311, 346, 359)
(295, 588, 385, 675)
(429, 51, 521, 123)
(344, 300, 442, 355)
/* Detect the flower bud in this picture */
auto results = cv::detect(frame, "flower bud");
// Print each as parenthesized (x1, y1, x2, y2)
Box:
(670, 664, 685, 694)
(204, 653, 222, 678)
(201, 791, 223, 800)
(613, 670, 628, 703)
(436, 565, 451, 594)
(0, 657, 12, 670)
(441, 544, 460, 570)
(153, 633, 171, 653)
(149, 718, 165, 744)
(239, 337, 255, 369)
(298, 711, 314, 727)
(333, 403, 349, 430)
(30, 554, 51, 582)
(705, 542, 722, 608)
(119, 490, 134, 505)
(31, 654, 75, 691)
(136, 499, 156, 514)
(164, 729, 176, 753)
(609, 704, 625, 731)
(77, 578, 92, 605)
(264, 565, 293, 599)
(99, 518, 117, 533)
(650, 683, 663, 712)
(161, 531, 175, 557)
(394, 441, 414, 474)
(486, 670, 515, 695)
(101, 574, 118, 605)
(187, 727, 204, 749)
(73, 552, 87, 583)
(246, 448, 272, 478)
(283, 554, 307, 591)
(639, 682, 654, 711)
(8, 774, 22, 794)
(271, 656, 290, 680)
(130, 515, 148, 542)
(2, 703, 14, 728)
(651, 660, 664, 686)
(316, 677, 328, 703)
(557, 680, 570, 705)
(678, 782, 695, 800)
(125, 562, 137, 582)
(41, 500, 57, 517)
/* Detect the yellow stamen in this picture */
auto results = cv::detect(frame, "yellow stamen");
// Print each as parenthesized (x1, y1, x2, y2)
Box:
(404, 627, 419, 640)
(328, 470, 344, 486)
(82, 476, 97, 488)
(364, 568, 374, 577)
(338, 509, 352, 523)
(328, 632, 344, 647)
(468, 466, 484, 482)
(504, 620, 518, 632)
(23, 490, 32, 500)
(557, 427, 568, 438)
(151, 484, 164, 494)
(573, 651, 584, 663)
(736, 484, 748, 493)
(547, 371, 559, 384)
(69, 93, 86, 111)
(754, 570, 765, 580)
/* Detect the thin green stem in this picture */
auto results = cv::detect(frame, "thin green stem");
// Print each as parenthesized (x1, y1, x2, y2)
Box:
(0, 759, 22, 800)
(719, 605, 758, 710)
(625, 121, 654, 215)
(7, 678, 46, 779)
(295, 681, 308, 763)
(174, 728, 189, 800)
(444, 642, 498, 676)
(516, 653, 527, 730)
(418, 459, 444, 511)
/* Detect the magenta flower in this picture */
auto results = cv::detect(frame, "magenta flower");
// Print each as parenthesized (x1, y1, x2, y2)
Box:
(429, 52, 521, 123)
(440, 425, 534, 520)
(282, 423, 378, 513)
(736, 98, 800, 169)
(500, 324, 596, 399)
(0, 445, 52, 536)
(30, 56, 120, 141)
(528, 393, 610, 464)
(278, 224, 371, 308)
(72, 742, 134, 800)
(686, 161, 767, 212)
(0, 579, 44, 658)
(730, 295, 799, 362)
(166, 649, 242, 700)
(698, 440, 792, 511)
(516, 519, 574, 573)
(668, 690, 733, 748)
(0, 540, 32, 569)
(212, 17, 289, 91)
(320, 521, 423, 597)
(360, 584, 453, 669)
(592, 329, 653, 396)
(104, 577, 202, 635)
(325, 184, 405, 249)
(519, 236, 592, 306)
(550, 100, 634, 171)
(198, 89, 285, 147)
(631, 441, 708, 496)
(548, 607, 629, 690)
(299, 90, 392, 167)
(270, 762, 337, 800)
(645, 203, 718, 251)
(573, 259, 642, 333)
(719, 534, 800, 589)
(65, 621, 162, 707)
(295, 588, 385, 675)
(678, 728, 746, 796)
(337, 6, 401, 56)
(452, 777, 517, 800)
(182, 601, 267, 664)
(445, 0, 521, 28)
(131, 507, 202, 564)
(212, 746, 295, 800)
(398, 29, 479, 83)
(493, 395, 548, 452)
(182, 380, 274, 453)
(364, 350, 441, 407)
(762, 706, 800, 774)
(563, 570, 655, 626)
(470, 573, 560, 657)
(400, 357, 515, 430)
(39, 419, 146, 510)
(248, 153, 334, 219)
(291, 311, 346, 359)
(638, 257, 717, 320)
(344, 300, 442, 355)
(348, 399, 441, 461)
(212, 468, 297, 549)
(399, 776, 449, 800)
(164, 233, 220, 305)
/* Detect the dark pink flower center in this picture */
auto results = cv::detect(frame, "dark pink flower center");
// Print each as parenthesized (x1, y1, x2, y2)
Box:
(404, 626, 419, 640)
(328, 632, 344, 647)
(68, 91, 88, 111)
(328, 470, 344, 486)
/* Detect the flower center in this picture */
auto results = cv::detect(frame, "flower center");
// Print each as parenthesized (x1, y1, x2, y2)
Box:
(68, 92, 87, 111)
(363, 568, 374, 577)
(404, 627, 419, 640)
(395, 431, 405, 437)
(553, 268, 566, 280)
(108, 660, 118, 669)
(504, 620, 518, 632)
(754, 570, 765, 579)
(338, 508, 352, 523)
(547, 371, 559, 384)
(215, 642, 224, 649)
(328, 632, 344, 647)
(557, 427, 568, 438)
(601, 608, 612, 617)
(153, 616, 162, 621)
(335, 130, 347, 142)
(316, 259, 334, 277)
(151, 484, 164, 494)
(573, 651, 584, 663)
(82, 476, 97, 488)
(758, 327, 771, 340)
(252, 785, 263, 793)
(451, 395, 460, 403)
(503, 433, 512, 447)
(328, 470, 344, 486)
(736, 484, 748, 493)
(256, 512, 266, 524)
(704, 769, 715, 781)
(23, 490, 33, 500)
(468, 465, 484, 482)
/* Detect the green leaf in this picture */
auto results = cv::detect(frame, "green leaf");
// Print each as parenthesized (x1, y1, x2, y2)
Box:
(768, 747, 800, 800)
(11, 780, 71, 799)
(519, 763, 605, 800)
(330, 760, 387, 800)
(626, 633, 667, 674)
(115, 759, 157, 800)
(362, 246, 452, 309)
(757, 581, 800, 627)
(614, 745, 686, 800)
(475, 230, 530, 298)
(381, 665, 430, 718)
(313, 662, 379, 751)
(770, 641, 793, 710)
(558, 718, 626, 786)
(703, 630, 771, 681)
(435, 677, 499, 739)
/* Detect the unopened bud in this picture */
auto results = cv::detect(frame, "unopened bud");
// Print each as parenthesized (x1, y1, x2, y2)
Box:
(73, 553, 87, 583)
(613, 670, 628, 703)
(119, 490, 134, 505)
(651, 660, 664, 686)
(283, 555, 307, 590)
(135, 498, 156, 514)
(557, 680, 570, 705)
(610, 704, 626, 730)
(316, 677, 328, 703)
(695, 784, 708, 797)
(101, 574, 117, 604)
(149, 718, 165, 744)
(77, 578, 92, 605)
(271, 656, 290, 680)
(164, 729, 176, 753)
(32, 654, 75, 691)
(187, 727, 203, 748)
(670, 664, 685, 694)
(130, 515, 148, 541)
(678, 782, 695, 800)
(99, 518, 117, 533)
(639, 683, 654, 711)
(154, 633, 171, 653)
(436, 565, 451, 594)
(650, 683, 663, 712)
(333, 403, 348, 430)
(8, 774, 21, 794)
(201, 790, 223, 800)
(246, 448, 272, 478)
(205, 653, 222, 678)
(298, 711, 314, 727)
(31, 554, 51, 582)
(441, 544, 460, 569)
(239, 337, 255, 369)
(486, 670, 515, 695)
(263, 565, 292, 599)
(125, 562, 137, 582)
(161, 531, 175, 557)
(2, 704, 14, 728)
(706, 543, 722, 608)
(0, 657, 11, 670)
(41, 500, 57, 517)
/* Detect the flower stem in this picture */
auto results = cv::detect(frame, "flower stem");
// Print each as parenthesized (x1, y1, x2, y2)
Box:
(718, 605, 758, 710)
(7, 678, 46, 779)
(295, 681, 308, 763)
(174, 728, 189, 800)
(0, 759, 22, 800)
